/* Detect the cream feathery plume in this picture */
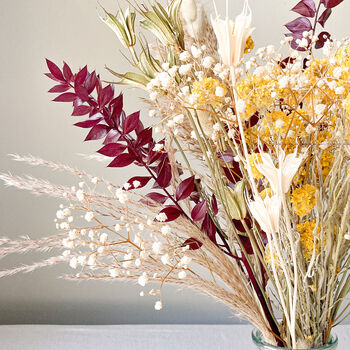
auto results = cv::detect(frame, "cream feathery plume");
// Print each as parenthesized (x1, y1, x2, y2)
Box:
(211, 0, 254, 66)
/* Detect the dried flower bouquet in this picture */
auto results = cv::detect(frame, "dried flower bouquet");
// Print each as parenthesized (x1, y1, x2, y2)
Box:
(1, 0, 350, 348)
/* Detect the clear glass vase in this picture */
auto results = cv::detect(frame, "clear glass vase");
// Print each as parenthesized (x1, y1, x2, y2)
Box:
(252, 329, 338, 350)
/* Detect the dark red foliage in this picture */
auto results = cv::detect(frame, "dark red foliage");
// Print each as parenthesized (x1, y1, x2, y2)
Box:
(182, 238, 203, 250)
(315, 31, 331, 49)
(97, 143, 127, 157)
(211, 194, 218, 215)
(191, 200, 207, 222)
(176, 176, 195, 201)
(156, 206, 182, 222)
(321, 0, 344, 8)
(292, 0, 316, 17)
(125, 176, 152, 190)
(141, 192, 169, 206)
(318, 8, 332, 27)
(285, 17, 312, 33)
(108, 153, 136, 167)
(201, 214, 216, 243)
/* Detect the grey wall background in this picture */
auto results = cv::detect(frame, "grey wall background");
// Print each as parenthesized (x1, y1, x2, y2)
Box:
(0, 0, 349, 325)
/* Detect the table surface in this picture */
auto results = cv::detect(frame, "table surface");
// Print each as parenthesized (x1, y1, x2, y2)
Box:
(0, 324, 348, 349)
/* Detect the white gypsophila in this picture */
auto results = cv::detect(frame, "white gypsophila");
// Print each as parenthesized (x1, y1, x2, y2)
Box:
(84, 212, 94, 222)
(152, 241, 163, 254)
(191, 45, 202, 58)
(154, 300, 162, 311)
(109, 268, 119, 278)
(133, 180, 141, 188)
(152, 143, 164, 152)
(215, 86, 225, 97)
(236, 99, 246, 114)
(100, 233, 108, 243)
(179, 64, 193, 75)
(278, 76, 289, 89)
(180, 255, 192, 265)
(179, 51, 191, 62)
(178, 271, 187, 279)
(161, 253, 171, 265)
(138, 272, 148, 287)
(69, 257, 78, 269)
(161, 225, 171, 235)
(76, 189, 85, 201)
(202, 56, 215, 69)
(155, 213, 167, 222)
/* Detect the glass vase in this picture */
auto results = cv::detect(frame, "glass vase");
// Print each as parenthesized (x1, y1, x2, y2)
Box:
(252, 329, 338, 350)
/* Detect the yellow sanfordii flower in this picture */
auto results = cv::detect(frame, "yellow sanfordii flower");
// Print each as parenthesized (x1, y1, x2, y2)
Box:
(297, 220, 320, 260)
(290, 184, 317, 217)
(192, 77, 227, 107)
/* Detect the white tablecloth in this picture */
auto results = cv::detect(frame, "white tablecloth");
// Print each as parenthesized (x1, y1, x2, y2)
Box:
(0, 324, 348, 349)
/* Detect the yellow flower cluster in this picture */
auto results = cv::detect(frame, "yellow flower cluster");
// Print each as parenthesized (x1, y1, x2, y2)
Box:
(248, 153, 263, 180)
(265, 246, 279, 267)
(320, 150, 335, 179)
(345, 94, 350, 120)
(236, 75, 279, 119)
(192, 77, 227, 107)
(290, 184, 317, 217)
(297, 221, 320, 260)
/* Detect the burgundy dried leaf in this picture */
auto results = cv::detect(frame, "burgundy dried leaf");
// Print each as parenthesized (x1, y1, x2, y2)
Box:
(155, 158, 172, 188)
(318, 8, 332, 27)
(191, 200, 207, 221)
(223, 164, 242, 183)
(279, 56, 296, 69)
(63, 62, 73, 82)
(103, 129, 122, 144)
(156, 206, 182, 222)
(85, 71, 97, 94)
(75, 66, 88, 85)
(99, 85, 114, 107)
(141, 192, 168, 206)
(176, 176, 195, 201)
(97, 143, 127, 157)
(238, 235, 254, 255)
(72, 105, 92, 116)
(75, 84, 89, 102)
(53, 92, 77, 102)
(291, 0, 316, 17)
(211, 194, 218, 215)
(107, 153, 136, 167)
(285, 17, 312, 33)
(315, 31, 331, 49)
(245, 112, 260, 128)
(46, 59, 64, 81)
(74, 118, 102, 128)
(321, 0, 344, 8)
(232, 217, 252, 233)
(201, 214, 216, 243)
(137, 128, 153, 147)
(182, 238, 203, 250)
(48, 84, 70, 93)
(126, 176, 152, 190)
(85, 124, 109, 141)
(123, 111, 140, 134)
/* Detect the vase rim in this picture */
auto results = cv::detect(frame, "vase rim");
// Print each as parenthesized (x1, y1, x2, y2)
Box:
(251, 328, 338, 350)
